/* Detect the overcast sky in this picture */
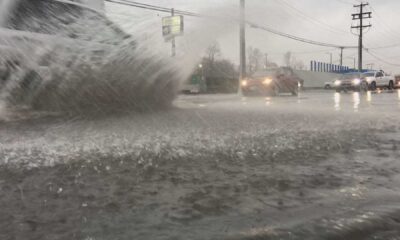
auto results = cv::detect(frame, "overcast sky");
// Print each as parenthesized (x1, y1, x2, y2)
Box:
(105, 0, 400, 73)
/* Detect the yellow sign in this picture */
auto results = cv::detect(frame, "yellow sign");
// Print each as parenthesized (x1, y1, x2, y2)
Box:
(162, 15, 184, 39)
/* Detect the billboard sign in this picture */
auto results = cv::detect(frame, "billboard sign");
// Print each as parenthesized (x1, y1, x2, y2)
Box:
(162, 15, 184, 40)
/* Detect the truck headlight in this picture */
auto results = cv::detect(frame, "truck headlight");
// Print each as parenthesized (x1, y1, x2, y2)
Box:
(334, 80, 342, 86)
(352, 78, 361, 85)
(262, 78, 272, 85)
(241, 80, 248, 87)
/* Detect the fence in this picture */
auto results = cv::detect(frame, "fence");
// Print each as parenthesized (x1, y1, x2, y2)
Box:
(310, 61, 351, 73)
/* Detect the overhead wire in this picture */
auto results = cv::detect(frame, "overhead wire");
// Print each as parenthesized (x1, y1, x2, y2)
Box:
(106, 0, 357, 49)
(273, 0, 350, 35)
(106, 0, 400, 69)
(363, 48, 400, 67)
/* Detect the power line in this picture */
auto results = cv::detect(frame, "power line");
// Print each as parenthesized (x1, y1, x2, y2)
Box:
(106, 0, 358, 49)
(369, 4, 400, 41)
(274, 0, 350, 35)
(105, 0, 200, 16)
(247, 22, 356, 49)
(364, 48, 400, 67)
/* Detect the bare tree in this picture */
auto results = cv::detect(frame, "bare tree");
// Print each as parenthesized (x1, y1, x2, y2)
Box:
(248, 47, 263, 74)
(284, 51, 292, 67)
(293, 60, 305, 70)
(205, 42, 221, 65)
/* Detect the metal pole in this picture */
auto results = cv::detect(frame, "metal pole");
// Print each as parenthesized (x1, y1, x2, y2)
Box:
(239, 0, 246, 93)
(265, 53, 268, 69)
(171, 8, 176, 57)
(358, 5, 363, 72)
(339, 47, 344, 67)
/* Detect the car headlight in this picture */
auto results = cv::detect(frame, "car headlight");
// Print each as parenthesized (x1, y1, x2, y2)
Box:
(262, 78, 272, 85)
(352, 78, 361, 85)
(241, 80, 248, 87)
(334, 80, 342, 86)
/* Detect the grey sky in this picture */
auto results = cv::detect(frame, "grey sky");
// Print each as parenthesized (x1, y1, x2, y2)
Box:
(106, 0, 400, 73)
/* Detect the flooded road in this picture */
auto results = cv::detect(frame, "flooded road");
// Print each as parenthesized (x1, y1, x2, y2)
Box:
(1, 90, 400, 240)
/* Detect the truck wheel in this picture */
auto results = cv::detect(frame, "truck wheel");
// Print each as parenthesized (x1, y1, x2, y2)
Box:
(389, 81, 394, 90)
(370, 82, 377, 91)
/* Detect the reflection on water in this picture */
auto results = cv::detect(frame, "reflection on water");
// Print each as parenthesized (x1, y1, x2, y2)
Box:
(353, 92, 360, 111)
(367, 91, 372, 103)
(265, 97, 272, 106)
(334, 93, 341, 111)
(398, 90, 400, 101)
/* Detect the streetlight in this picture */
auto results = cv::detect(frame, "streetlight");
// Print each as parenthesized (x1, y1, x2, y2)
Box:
(239, 0, 246, 94)
(198, 63, 205, 93)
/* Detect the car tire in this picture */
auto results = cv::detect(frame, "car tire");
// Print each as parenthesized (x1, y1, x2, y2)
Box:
(324, 85, 331, 90)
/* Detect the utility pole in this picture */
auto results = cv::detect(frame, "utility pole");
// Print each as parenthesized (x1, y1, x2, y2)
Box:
(171, 8, 176, 57)
(239, 0, 246, 93)
(339, 47, 344, 67)
(351, 2, 372, 72)
(326, 52, 332, 71)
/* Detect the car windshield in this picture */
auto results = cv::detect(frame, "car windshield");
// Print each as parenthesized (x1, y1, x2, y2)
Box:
(339, 73, 359, 80)
(2, 1, 400, 240)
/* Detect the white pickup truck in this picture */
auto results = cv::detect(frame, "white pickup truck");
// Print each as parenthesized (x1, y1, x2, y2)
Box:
(363, 70, 395, 91)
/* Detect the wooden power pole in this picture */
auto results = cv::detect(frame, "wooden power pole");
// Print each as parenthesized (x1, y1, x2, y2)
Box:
(351, 2, 372, 72)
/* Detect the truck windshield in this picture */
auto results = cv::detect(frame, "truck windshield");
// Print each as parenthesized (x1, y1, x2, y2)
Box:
(363, 73, 375, 77)
(340, 74, 359, 80)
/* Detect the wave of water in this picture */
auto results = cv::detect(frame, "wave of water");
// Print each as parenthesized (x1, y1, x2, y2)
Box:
(0, 0, 184, 114)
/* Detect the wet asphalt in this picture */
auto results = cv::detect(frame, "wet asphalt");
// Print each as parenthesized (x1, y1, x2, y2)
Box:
(1, 89, 400, 240)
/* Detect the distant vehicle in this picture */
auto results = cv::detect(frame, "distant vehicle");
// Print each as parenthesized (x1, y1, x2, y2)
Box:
(181, 75, 201, 94)
(362, 70, 395, 91)
(324, 81, 335, 89)
(334, 72, 369, 93)
(241, 67, 302, 97)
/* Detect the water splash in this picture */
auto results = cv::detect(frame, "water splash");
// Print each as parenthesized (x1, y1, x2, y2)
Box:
(0, 0, 184, 113)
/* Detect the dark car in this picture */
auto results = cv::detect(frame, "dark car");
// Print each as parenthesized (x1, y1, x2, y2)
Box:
(241, 67, 302, 96)
(333, 72, 369, 93)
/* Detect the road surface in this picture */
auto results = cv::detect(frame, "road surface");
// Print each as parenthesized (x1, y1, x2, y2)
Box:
(1, 90, 400, 240)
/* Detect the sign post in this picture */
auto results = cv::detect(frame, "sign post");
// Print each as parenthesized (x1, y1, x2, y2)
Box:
(162, 10, 184, 57)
